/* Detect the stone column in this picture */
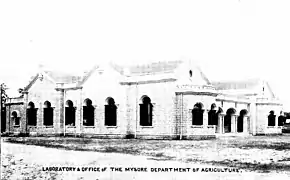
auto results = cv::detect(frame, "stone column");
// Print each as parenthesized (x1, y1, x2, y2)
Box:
(78, 89, 83, 136)
(55, 83, 64, 136)
(231, 115, 236, 133)
(275, 115, 278, 127)
(217, 113, 225, 134)
(243, 116, 248, 134)
(21, 92, 29, 134)
(203, 109, 209, 127)
(250, 101, 256, 135)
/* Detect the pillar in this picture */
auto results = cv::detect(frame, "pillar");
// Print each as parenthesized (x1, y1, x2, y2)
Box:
(275, 115, 278, 127)
(231, 114, 237, 133)
(243, 116, 248, 134)
(55, 84, 64, 136)
(21, 92, 29, 134)
(217, 113, 224, 134)
(250, 101, 256, 135)
(203, 109, 209, 127)
(76, 89, 82, 136)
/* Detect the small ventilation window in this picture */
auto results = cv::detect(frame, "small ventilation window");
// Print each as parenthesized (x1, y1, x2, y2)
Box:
(189, 70, 193, 77)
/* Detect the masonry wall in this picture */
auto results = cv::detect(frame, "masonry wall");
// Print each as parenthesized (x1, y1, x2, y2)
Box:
(5, 103, 24, 134)
(64, 67, 128, 138)
(256, 103, 282, 135)
(25, 76, 62, 136)
(179, 93, 217, 139)
(128, 80, 177, 139)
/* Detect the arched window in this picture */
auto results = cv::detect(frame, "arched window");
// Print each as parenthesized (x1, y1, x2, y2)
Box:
(12, 111, 19, 126)
(65, 100, 75, 126)
(83, 98, 95, 126)
(140, 96, 153, 126)
(192, 102, 204, 125)
(237, 109, 247, 133)
(268, 110, 276, 126)
(208, 103, 219, 125)
(278, 112, 285, 126)
(189, 70, 193, 78)
(43, 101, 53, 126)
(27, 102, 37, 126)
(105, 97, 117, 126)
(224, 108, 236, 133)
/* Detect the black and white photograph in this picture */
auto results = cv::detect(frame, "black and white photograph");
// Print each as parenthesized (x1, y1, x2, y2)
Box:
(1, 0, 290, 179)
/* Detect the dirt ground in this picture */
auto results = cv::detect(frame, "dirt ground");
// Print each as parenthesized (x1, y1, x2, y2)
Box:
(1, 135, 290, 179)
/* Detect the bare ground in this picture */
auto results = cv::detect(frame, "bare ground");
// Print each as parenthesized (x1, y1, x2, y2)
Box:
(1, 135, 290, 179)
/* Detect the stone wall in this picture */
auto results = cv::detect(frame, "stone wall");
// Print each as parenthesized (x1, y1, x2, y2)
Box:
(5, 102, 24, 135)
(256, 103, 283, 135)
(128, 81, 177, 139)
(24, 75, 62, 136)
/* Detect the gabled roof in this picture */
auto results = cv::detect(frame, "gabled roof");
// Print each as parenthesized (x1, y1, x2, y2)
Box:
(22, 60, 210, 90)
(23, 70, 83, 91)
(77, 65, 99, 86)
(111, 60, 184, 76)
(23, 73, 39, 91)
(196, 66, 211, 85)
(44, 70, 82, 84)
(212, 78, 261, 90)
(212, 78, 275, 98)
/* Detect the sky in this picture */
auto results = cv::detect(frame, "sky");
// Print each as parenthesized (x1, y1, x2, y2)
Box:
(0, 0, 290, 108)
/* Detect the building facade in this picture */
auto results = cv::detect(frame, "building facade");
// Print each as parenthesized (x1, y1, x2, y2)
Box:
(4, 60, 284, 139)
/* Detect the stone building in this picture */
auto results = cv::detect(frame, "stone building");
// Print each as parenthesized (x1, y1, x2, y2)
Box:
(4, 60, 284, 139)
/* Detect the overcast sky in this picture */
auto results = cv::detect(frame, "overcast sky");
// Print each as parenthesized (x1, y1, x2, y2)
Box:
(0, 0, 289, 108)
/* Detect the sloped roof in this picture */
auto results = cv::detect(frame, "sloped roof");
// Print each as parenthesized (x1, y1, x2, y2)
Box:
(212, 78, 261, 90)
(23, 74, 39, 91)
(111, 60, 184, 76)
(76, 65, 99, 86)
(212, 78, 275, 98)
(196, 67, 211, 85)
(23, 60, 209, 89)
(23, 70, 83, 91)
(44, 70, 82, 84)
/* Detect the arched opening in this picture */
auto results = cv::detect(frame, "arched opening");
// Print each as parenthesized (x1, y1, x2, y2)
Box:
(224, 108, 236, 133)
(12, 111, 20, 126)
(278, 111, 285, 126)
(139, 96, 153, 126)
(43, 101, 53, 126)
(27, 102, 37, 126)
(83, 98, 94, 126)
(268, 110, 276, 126)
(237, 109, 247, 132)
(192, 102, 204, 125)
(105, 97, 117, 126)
(208, 103, 219, 125)
(65, 100, 75, 126)
(189, 70, 193, 77)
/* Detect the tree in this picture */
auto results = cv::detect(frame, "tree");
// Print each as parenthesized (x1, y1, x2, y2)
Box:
(1, 83, 8, 132)
(1, 83, 8, 110)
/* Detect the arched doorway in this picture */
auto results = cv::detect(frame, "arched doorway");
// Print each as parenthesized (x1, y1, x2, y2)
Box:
(105, 97, 117, 126)
(139, 96, 153, 126)
(278, 111, 285, 126)
(208, 103, 218, 125)
(27, 102, 37, 126)
(65, 100, 75, 126)
(83, 98, 94, 126)
(192, 102, 204, 125)
(224, 108, 236, 133)
(268, 110, 276, 126)
(43, 101, 53, 126)
(237, 109, 247, 133)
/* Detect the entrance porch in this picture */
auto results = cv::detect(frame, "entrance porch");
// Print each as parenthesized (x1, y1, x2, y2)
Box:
(215, 108, 250, 136)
